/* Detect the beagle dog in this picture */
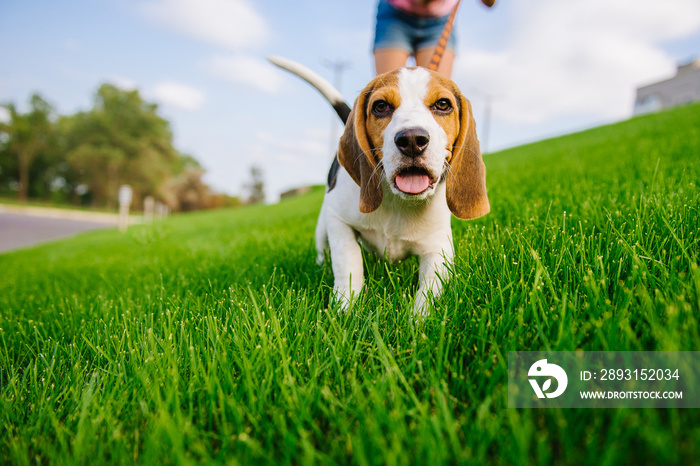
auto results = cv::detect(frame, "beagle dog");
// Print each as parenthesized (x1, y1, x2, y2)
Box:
(269, 57, 489, 314)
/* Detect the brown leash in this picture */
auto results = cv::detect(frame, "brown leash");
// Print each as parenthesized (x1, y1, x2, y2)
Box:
(428, 0, 461, 72)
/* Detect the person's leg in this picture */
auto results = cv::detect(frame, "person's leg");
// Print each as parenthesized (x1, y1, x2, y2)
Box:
(374, 48, 412, 74)
(415, 48, 455, 78)
(373, 1, 414, 75)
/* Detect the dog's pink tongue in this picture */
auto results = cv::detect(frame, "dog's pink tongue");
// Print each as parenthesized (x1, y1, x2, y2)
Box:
(395, 173, 430, 194)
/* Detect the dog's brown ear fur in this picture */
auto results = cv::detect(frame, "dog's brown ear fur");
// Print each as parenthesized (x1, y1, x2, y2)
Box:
(337, 87, 383, 214)
(446, 92, 490, 220)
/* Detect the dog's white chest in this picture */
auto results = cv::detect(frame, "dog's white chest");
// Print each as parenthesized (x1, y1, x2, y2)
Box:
(351, 187, 452, 262)
(355, 225, 415, 263)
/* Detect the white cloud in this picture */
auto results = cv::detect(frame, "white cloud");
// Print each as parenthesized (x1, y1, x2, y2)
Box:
(209, 55, 284, 93)
(139, 0, 277, 93)
(254, 127, 328, 165)
(106, 76, 138, 91)
(151, 81, 205, 110)
(456, 0, 700, 124)
(140, 0, 268, 50)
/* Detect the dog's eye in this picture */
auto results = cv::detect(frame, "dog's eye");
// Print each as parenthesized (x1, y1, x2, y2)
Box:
(432, 98, 453, 113)
(371, 100, 392, 116)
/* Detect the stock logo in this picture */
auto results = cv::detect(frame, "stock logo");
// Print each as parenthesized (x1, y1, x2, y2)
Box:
(528, 359, 568, 399)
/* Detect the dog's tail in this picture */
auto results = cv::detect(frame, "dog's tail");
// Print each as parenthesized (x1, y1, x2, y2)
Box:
(267, 55, 352, 125)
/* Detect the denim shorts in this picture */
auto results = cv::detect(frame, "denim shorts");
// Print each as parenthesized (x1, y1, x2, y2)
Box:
(373, 0, 457, 54)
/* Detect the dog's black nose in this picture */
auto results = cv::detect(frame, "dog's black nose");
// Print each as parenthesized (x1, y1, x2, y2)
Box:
(394, 128, 430, 158)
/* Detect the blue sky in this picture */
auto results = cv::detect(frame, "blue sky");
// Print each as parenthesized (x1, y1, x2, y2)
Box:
(1, 0, 699, 201)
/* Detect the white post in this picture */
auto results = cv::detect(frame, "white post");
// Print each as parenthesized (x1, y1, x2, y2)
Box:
(118, 185, 133, 232)
(144, 196, 154, 223)
(155, 202, 164, 220)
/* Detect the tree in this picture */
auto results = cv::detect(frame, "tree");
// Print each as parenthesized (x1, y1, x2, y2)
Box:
(63, 84, 179, 208)
(0, 94, 54, 201)
(0, 127, 17, 195)
(1, 85, 229, 211)
(162, 166, 210, 211)
(244, 165, 265, 204)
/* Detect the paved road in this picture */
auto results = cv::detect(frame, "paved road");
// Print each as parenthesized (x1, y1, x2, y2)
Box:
(0, 211, 114, 254)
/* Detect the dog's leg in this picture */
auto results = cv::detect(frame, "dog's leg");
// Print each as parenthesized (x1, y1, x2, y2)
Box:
(414, 245, 454, 316)
(315, 206, 329, 265)
(326, 218, 364, 311)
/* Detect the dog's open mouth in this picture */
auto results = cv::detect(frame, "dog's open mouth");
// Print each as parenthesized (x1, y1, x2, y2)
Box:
(394, 167, 436, 195)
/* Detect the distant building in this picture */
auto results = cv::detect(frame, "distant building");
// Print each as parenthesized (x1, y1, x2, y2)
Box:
(633, 59, 700, 115)
(280, 185, 313, 200)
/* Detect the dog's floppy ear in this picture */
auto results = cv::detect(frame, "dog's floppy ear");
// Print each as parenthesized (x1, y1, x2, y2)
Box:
(337, 88, 383, 214)
(446, 92, 490, 220)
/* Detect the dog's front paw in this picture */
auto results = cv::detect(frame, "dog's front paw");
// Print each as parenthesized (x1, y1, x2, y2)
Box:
(332, 286, 355, 313)
(412, 290, 436, 319)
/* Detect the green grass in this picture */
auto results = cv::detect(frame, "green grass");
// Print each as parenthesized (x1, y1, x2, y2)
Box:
(1, 103, 699, 465)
